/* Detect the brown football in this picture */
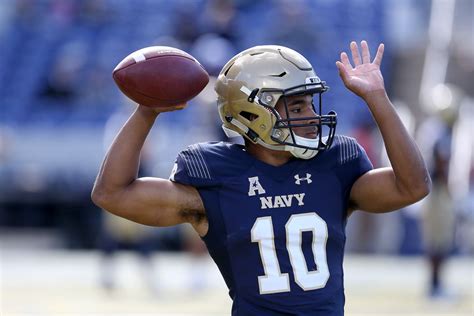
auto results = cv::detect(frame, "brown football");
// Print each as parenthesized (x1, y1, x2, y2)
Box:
(112, 46, 209, 107)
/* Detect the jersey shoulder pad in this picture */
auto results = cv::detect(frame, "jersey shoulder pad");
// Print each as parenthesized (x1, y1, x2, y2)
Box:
(311, 135, 362, 169)
(332, 134, 363, 165)
(171, 141, 251, 187)
(327, 134, 373, 191)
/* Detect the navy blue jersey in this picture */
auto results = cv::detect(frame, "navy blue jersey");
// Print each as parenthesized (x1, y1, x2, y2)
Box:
(170, 135, 372, 316)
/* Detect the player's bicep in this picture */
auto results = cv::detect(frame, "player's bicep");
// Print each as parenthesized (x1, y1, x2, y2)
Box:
(349, 167, 415, 214)
(105, 177, 203, 227)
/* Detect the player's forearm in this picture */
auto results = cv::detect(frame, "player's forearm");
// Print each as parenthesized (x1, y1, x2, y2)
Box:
(364, 90, 431, 198)
(92, 106, 158, 199)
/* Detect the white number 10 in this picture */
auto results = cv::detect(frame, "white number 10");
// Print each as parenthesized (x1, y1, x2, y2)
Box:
(251, 212, 330, 294)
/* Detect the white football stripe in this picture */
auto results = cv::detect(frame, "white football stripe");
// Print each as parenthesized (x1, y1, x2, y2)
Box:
(131, 52, 146, 63)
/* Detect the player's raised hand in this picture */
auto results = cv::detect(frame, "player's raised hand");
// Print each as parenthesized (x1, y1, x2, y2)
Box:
(336, 41, 385, 99)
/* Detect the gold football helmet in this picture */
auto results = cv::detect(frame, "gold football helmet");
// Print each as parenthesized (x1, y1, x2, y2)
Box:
(215, 45, 337, 159)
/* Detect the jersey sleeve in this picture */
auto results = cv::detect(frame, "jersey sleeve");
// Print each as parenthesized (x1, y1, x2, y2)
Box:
(169, 143, 219, 188)
(333, 135, 373, 197)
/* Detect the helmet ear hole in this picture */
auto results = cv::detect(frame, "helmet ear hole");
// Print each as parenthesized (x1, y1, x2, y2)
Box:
(239, 111, 258, 122)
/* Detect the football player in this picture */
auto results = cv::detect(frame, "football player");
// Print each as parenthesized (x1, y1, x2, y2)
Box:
(92, 41, 431, 315)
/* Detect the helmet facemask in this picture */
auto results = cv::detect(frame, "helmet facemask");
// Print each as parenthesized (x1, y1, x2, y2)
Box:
(246, 81, 337, 159)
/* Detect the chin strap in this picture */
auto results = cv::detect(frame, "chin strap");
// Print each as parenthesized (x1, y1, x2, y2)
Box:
(222, 125, 242, 138)
(255, 138, 318, 160)
(224, 117, 260, 142)
(287, 134, 319, 159)
(289, 146, 318, 159)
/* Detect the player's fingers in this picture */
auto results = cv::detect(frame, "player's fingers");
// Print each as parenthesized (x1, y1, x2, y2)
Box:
(350, 41, 362, 66)
(336, 61, 349, 82)
(373, 43, 384, 66)
(361, 40, 370, 64)
(154, 103, 187, 113)
(340, 52, 353, 69)
(171, 103, 187, 111)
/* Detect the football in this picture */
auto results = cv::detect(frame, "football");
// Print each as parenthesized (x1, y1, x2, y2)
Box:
(113, 46, 209, 108)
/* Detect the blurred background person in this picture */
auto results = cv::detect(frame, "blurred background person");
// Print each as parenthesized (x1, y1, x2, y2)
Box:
(417, 84, 473, 299)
